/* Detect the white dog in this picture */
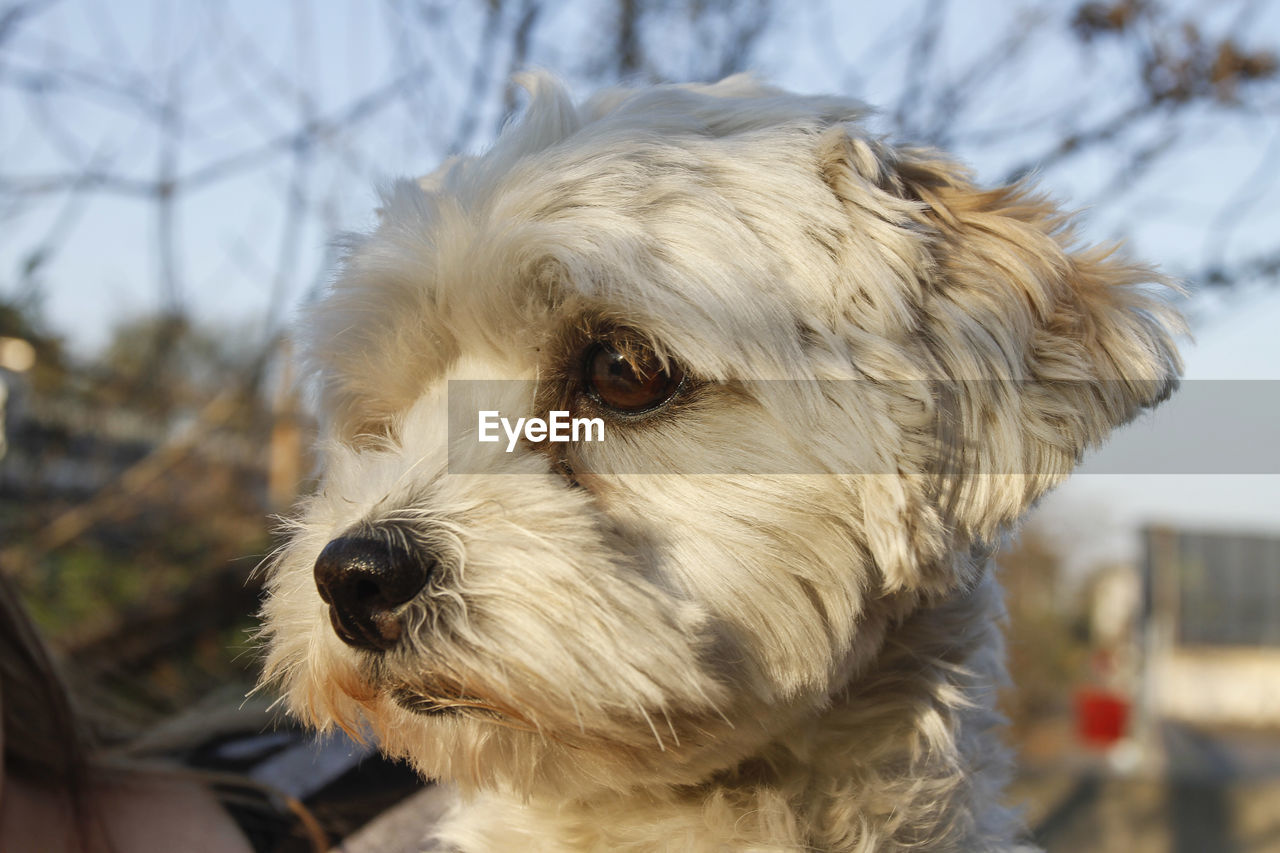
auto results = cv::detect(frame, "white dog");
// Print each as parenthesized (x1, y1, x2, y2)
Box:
(259, 75, 1181, 852)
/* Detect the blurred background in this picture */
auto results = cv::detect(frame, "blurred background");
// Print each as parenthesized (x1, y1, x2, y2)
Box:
(2, 0, 1279, 849)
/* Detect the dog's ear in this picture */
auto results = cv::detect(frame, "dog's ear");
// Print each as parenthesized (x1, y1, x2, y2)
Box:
(894, 150, 1182, 543)
(819, 129, 1183, 573)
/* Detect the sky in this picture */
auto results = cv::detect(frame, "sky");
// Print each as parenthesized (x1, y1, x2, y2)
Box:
(3, 0, 1279, 559)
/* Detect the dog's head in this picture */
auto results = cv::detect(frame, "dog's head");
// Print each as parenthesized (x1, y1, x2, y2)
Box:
(259, 74, 1181, 796)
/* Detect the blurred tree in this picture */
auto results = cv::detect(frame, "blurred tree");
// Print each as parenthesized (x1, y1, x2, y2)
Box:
(998, 532, 1088, 760)
(1, 266, 66, 390)
(98, 312, 254, 418)
(1, 0, 1275, 360)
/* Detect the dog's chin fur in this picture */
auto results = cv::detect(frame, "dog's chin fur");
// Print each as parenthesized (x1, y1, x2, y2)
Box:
(258, 73, 1182, 852)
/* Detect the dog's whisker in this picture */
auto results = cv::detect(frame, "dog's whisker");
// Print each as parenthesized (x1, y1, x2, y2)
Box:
(660, 706, 680, 749)
(636, 703, 664, 753)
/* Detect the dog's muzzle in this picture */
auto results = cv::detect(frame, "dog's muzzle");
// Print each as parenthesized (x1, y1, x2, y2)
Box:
(313, 535, 434, 651)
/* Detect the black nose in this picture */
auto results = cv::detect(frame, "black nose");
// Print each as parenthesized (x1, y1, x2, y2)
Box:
(313, 535, 433, 651)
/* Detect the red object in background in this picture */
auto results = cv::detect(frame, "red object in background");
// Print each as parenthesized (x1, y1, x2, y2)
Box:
(1074, 688, 1130, 746)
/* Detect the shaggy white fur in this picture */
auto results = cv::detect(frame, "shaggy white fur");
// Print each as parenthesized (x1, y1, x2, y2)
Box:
(259, 74, 1182, 852)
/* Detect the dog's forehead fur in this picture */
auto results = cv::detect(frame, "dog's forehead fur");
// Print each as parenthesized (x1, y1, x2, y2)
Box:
(304, 75, 942, 440)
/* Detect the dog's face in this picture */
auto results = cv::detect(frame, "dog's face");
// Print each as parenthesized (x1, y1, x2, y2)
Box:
(260, 75, 1180, 797)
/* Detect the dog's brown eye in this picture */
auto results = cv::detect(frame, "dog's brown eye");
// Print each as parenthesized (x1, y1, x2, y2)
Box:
(584, 342, 684, 413)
